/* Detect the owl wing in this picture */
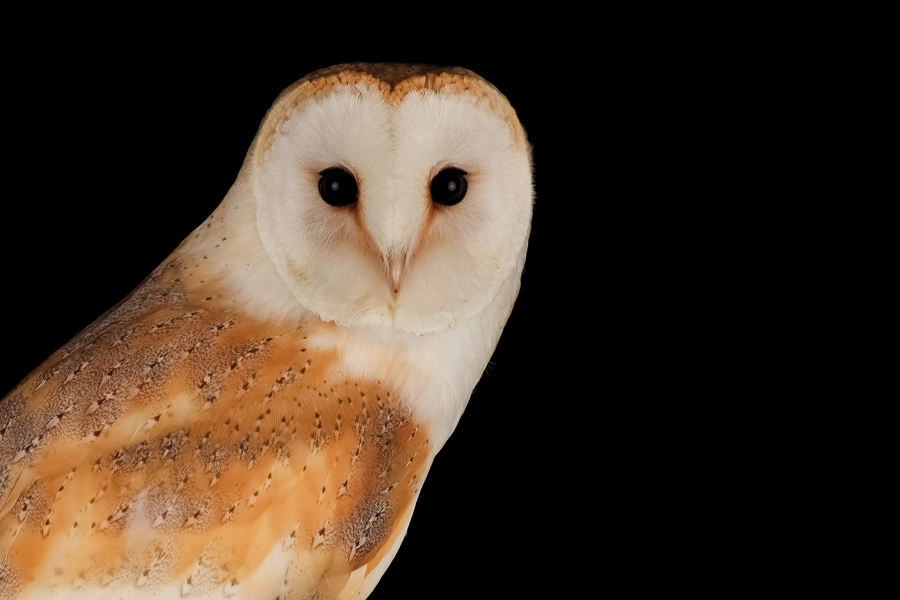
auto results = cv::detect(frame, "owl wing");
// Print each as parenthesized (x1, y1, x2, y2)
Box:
(0, 263, 431, 599)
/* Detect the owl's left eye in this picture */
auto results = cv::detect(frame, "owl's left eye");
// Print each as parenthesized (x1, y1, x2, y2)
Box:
(430, 168, 468, 206)
(318, 168, 359, 207)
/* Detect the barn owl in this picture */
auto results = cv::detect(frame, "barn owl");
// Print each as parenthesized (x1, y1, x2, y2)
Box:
(0, 63, 532, 599)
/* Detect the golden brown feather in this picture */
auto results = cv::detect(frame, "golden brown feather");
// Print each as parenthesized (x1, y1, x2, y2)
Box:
(0, 259, 430, 598)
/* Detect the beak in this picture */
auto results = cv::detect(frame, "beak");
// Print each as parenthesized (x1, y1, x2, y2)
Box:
(388, 253, 407, 297)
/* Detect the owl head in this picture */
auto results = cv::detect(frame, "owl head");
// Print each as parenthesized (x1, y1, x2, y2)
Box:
(245, 63, 532, 335)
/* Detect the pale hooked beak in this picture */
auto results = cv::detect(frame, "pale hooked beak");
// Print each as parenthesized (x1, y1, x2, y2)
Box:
(388, 254, 407, 297)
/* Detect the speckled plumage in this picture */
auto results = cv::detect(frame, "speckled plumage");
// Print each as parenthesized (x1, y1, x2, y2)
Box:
(1, 261, 429, 599)
(0, 63, 532, 599)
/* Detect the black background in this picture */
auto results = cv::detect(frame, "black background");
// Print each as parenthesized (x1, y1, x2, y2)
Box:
(2, 44, 599, 597)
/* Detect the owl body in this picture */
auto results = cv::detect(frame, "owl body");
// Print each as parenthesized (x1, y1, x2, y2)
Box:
(0, 64, 532, 599)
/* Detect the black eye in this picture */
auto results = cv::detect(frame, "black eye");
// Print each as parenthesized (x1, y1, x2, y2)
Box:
(318, 167, 358, 207)
(430, 167, 468, 206)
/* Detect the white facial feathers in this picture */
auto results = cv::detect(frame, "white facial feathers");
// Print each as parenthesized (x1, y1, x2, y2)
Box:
(252, 77, 532, 335)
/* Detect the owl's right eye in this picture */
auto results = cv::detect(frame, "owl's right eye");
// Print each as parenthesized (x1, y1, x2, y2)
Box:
(318, 168, 358, 207)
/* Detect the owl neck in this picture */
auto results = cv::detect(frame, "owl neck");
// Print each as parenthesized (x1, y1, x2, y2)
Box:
(165, 168, 523, 448)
